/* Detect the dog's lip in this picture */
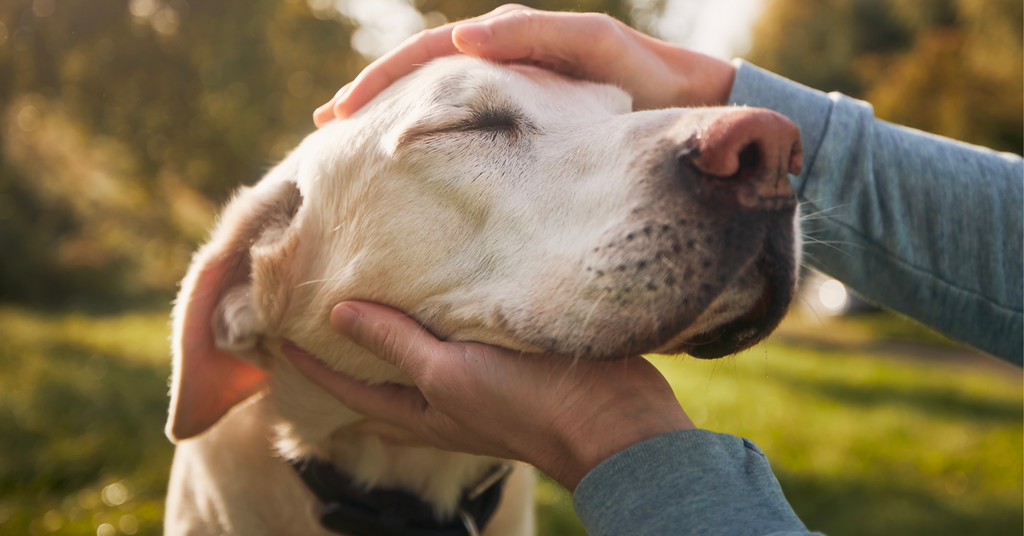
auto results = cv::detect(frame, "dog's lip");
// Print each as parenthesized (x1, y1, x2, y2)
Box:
(684, 284, 769, 345)
(683, 257, 792, 359)
(662, 260, 781, 358)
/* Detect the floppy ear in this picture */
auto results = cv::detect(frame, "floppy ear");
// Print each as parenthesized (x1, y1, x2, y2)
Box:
(166, 174, 303, 442)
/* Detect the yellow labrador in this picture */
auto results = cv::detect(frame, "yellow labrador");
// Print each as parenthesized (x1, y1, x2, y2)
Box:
(164, 56, 802, 535)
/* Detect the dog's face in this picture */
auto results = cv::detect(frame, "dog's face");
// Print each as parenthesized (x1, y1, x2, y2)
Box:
(166, 57, 801, 443)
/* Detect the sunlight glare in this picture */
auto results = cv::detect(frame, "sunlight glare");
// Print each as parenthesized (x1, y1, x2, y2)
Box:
(818, 279, 849, 313)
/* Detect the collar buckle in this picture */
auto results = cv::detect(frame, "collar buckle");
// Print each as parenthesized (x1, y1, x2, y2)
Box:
(457, 509, 480, 536)
(458, 463, 512, 536)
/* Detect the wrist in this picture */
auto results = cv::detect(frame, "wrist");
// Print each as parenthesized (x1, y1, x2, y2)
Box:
(665, 47, 737, 107)
(545, 407, 694, 491)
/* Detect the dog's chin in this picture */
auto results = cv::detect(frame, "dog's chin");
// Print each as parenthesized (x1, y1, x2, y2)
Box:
(649, 217, 800, 359)
(654, 247, 797, 359)
(670, 275, 791, 359)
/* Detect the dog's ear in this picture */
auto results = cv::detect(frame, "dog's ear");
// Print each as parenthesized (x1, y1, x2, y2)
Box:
(166, 173, 303, 442)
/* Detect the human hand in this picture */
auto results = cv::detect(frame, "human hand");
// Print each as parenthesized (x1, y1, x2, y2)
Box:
(280, 301, 694, 491)
(313, 5, 737, 127)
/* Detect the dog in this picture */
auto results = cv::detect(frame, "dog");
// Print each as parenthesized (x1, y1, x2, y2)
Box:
(163, 56, 803, 535)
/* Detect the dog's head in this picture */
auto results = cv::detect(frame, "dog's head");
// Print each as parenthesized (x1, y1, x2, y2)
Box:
(166, 57, 801, 444)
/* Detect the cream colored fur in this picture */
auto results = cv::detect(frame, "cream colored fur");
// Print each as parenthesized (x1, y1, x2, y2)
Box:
(165, 57, 800, 535)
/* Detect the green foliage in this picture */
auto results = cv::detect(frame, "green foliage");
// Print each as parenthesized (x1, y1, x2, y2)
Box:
(0, 307, 174, 534)
(0, 0, 364, 306)
(537, 332, 1023, 536)
(747, 0, 1023, 154)
(0, 0, 648, 308)
(1, 306, 1018, 535)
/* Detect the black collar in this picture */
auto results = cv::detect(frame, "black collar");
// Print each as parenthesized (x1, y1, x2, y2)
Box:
(291, 458, 510, 536)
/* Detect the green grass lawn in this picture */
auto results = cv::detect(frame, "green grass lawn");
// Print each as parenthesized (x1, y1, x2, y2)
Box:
(1, 306, 1020, 535)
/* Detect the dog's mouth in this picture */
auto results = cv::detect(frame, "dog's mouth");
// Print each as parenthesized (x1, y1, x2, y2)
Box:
(662, 209, 798, 358)
(509, 236, 797, 362)
(675, 261, 790, 358)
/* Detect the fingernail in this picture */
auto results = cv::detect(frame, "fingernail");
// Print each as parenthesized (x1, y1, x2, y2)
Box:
(454, 23, 491, 45)
(331, 304, 361, 335)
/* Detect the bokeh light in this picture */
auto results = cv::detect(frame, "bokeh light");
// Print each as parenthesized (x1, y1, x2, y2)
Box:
(818, 279, 850, 314)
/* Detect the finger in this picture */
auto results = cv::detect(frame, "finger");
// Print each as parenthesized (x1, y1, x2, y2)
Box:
(280, 340, 430, 431)
(330, 301, 448, 380)
(333, 28, 459, 119)
(332, 4, 532, 119)
(452, 10, 622, 76)
(313, 83, 350, 128)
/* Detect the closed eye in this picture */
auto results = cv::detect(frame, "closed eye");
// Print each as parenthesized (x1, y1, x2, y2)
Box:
(396, 107, 533, 147)
(463, 109, 518, 133)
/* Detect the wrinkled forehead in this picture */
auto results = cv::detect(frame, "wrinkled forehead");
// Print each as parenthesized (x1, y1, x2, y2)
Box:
(384, 56, 633, 122)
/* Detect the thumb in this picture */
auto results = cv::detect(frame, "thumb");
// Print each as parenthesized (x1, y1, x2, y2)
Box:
(331, 301, 445, 380)
(280, 339, 432, 434)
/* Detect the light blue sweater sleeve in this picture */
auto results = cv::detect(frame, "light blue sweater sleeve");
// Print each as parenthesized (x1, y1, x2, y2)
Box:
(573, 430, 817, 536)
(728, 60, 1023, 364)
(572, 61, 1022, 536)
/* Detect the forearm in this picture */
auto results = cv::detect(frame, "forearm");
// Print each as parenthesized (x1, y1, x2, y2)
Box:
(728, 60, 1024, 363)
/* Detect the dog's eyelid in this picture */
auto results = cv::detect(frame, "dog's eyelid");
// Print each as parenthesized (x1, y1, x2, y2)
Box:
(463, 111, 518, 131)
(397, 108, 533, 146)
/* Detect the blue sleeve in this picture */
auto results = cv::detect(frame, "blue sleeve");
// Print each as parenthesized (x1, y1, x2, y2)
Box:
(573, 430, 819, 536)
(728, 60, 1024, 364)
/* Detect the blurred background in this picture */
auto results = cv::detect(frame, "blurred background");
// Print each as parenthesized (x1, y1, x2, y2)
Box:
(0, 0, 1020, 534)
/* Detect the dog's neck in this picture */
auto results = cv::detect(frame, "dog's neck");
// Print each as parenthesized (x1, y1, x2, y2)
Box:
(258, 383, 501, 518)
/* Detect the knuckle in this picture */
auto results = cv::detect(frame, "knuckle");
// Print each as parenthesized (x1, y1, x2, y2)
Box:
(521, 9, 543, 33)
(586, 13, 621, 38)
(493, 8, 545, 40)
(408, 28, 435, 46)
(586, 15, 626, 54)
(369, 321, 402, 359)
(416, 357, 443, 388)
(494, 3, 531, 15)
(403, 25, 446, 51)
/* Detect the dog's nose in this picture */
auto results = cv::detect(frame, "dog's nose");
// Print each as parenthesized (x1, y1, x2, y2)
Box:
(680, 109, 802, 209)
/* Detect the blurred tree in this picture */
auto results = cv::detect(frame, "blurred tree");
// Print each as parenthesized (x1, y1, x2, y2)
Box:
(747, 0, 1023, 155)
(0, 0, 362, 306)
(0, 0, 653, 308)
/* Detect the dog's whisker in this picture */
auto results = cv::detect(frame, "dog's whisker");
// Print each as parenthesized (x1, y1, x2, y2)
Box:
(704, 355, 723, 392)
(800, 237, 856, 257)
(580, 290, 609, 337)
(798, 228, 839, 237)
(798, 202, 849, 221)
(793, 290, 826, 326)
(295, 278, 334, 287)
(797, 196, 833, 207)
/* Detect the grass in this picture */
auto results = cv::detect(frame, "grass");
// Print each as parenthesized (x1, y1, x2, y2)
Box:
(0, 306, 1020, 535)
